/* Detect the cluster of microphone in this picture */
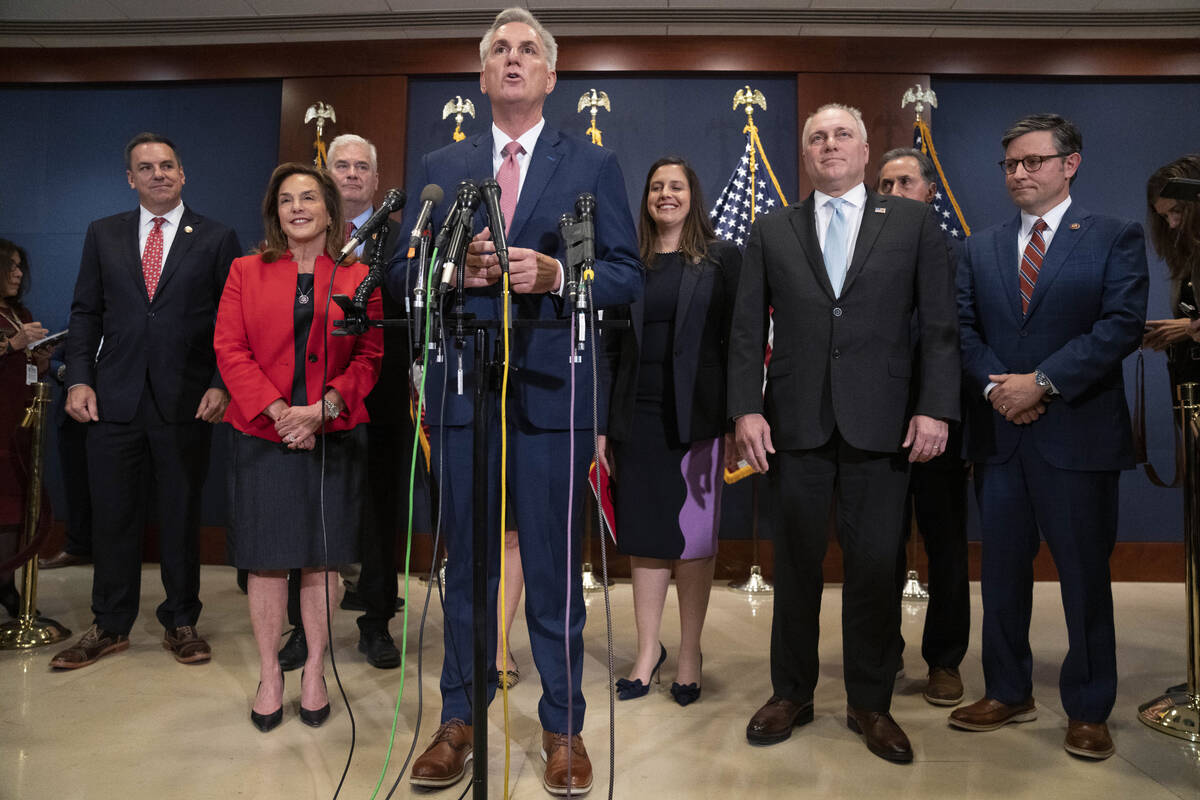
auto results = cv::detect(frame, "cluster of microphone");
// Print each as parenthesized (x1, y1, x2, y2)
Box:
(336, 178, 599, 354)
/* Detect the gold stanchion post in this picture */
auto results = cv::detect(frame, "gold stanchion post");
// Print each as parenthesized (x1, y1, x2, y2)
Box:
(729, 473, 773, 594)
(0, 382, 71, 649)
(1137, 381, 1200, 740)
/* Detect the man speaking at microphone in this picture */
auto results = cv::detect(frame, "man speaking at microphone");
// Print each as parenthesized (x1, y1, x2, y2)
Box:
(386, 7, 642, 795)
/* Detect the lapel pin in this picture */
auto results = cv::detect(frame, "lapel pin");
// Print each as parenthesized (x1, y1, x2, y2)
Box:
(874, 207, 886, 214)
(184, 225, 193, 233)
(1069, 223, 1080, 230)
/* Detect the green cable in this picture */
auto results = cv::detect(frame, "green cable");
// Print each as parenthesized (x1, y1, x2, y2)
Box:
(369, 247, 440, 800)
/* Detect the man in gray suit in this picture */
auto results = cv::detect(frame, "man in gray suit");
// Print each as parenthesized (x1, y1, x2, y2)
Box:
(729, 103, 959, 762)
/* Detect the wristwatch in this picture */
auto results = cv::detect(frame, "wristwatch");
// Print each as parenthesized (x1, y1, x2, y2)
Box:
(322, 398, 341, 420)
(1034, 369, 1055, 395)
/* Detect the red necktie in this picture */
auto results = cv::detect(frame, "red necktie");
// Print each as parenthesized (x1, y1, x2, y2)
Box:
(1019, 218, 1048, 314)
(142, 216, 166, 299)
(498, 140, 524, 230)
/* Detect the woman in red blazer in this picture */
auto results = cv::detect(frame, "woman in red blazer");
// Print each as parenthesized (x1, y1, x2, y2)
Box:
(215, 163, 382, 732)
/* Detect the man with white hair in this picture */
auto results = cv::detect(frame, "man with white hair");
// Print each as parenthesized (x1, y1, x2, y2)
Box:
(729, 103, 958, 763)
(388, 8, 641, 795)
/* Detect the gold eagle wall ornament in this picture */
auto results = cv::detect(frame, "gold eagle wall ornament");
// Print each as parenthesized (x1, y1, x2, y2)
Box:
(900, 84, 938, 122)
(442, 96, 476, 142)
(577, 89, 611, 146)
(304, 101, 336, 168)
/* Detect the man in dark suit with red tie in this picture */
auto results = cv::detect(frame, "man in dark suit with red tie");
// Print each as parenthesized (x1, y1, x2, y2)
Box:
(729, 103, 959, 763)
(951, 114, 1147, 760)
(51, 132, 241, 670)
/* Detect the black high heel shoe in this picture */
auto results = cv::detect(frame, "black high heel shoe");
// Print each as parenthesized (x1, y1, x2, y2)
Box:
(670, 653, 703, 706)
(299, 671, 331, 727)
(615, 643, 666, 700)
(251, 675, 284, 732)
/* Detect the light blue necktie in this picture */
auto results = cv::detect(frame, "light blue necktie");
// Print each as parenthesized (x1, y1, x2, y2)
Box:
(823, 197, 849, 296)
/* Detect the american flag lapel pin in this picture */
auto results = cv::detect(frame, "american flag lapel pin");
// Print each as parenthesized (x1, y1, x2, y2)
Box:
(874, 207, 886, 214)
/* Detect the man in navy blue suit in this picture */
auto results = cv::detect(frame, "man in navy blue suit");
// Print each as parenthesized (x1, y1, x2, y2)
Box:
(388, 8, 642, 795)
(952, 114, 1147, 759)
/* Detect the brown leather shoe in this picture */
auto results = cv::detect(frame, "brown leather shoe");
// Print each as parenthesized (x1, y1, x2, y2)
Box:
(923, 666, 964, 706)
(163, 626, 211, 664)
(746, 695, 815, 745)
(1065, 720, 1114, 759)
(846, 707, 913, 763)
(49, 624, 129, 669)
(541, 730, 592, 796)
(949, 696, 1037, 731)
(410, 719, 473, 788)
(38, 551, 90, 570)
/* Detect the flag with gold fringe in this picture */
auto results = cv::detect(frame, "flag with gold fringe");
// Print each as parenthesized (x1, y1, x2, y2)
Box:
(907, 86, 971, 240)
(710, 86, 789, 247)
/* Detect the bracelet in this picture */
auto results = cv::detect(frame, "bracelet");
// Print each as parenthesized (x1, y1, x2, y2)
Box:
(322, 398, 340, 420)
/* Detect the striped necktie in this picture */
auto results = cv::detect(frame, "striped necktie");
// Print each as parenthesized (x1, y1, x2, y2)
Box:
(1019, 218, 1048, 314)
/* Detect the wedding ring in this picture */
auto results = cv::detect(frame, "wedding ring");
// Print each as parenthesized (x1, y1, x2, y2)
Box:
(1000, 404, 1008, 412)
(286, 434, 295, 443)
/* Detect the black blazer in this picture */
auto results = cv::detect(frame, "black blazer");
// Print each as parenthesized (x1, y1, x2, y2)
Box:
(727, 187, 959, 453)
(605, 239, 741, 443)
(65, 206, 241, 423)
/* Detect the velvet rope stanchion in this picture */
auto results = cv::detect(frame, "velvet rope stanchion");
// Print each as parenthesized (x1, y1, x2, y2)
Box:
(1138, 381, 1200, 741)
(0, 382, 71, 650)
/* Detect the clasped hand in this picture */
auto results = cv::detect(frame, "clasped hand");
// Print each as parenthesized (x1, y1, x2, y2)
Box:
(987, 372, 1047, 425)
(269, 399, 322, 450)
(463, 227, 561, 294)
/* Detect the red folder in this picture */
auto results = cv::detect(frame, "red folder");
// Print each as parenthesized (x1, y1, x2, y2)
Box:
(588, 460, 617, 545)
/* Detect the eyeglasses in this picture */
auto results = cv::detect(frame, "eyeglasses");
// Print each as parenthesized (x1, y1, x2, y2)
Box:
(998, 153, 1073, 175)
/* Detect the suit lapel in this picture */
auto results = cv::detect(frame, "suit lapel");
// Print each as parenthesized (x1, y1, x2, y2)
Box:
(465, 133, 493, 196)
(787, 193, 834, 299)
(674, 259, 703, 331)
(509, 126, 563, 243)
(154, 206, 199, 300)
(1024, 204, 1088, 321)
(839, 187, 886, 297)
(993, 215, 1023, 325)
(123, 210, 149, 305)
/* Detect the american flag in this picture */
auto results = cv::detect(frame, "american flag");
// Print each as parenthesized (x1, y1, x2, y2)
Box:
(914, 118, 970, 240)
(710, 135, 787, 248)
(710, 131, 788, 370)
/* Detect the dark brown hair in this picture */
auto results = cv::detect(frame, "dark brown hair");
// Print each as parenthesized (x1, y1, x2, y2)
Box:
(1146, 154, 1200, 284)
(0, 238, 30, 309)
(124, 132, 180, 170)
(637, 156, 714, 269)
(256, 162, 346, 264)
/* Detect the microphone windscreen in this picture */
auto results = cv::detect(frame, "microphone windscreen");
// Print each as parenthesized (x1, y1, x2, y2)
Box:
(421, 184, 444, 206)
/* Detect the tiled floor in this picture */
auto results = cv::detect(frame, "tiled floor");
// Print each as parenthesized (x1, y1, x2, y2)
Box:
(2, 566, 1198, 799)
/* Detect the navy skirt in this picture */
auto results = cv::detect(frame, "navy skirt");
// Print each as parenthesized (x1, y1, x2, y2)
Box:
(227, 427, 364, 570)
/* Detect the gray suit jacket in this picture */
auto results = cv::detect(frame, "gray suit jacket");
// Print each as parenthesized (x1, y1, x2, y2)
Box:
(727, 186, 959, 453)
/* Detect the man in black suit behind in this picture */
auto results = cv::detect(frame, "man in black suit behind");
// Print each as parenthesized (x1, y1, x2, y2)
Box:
(51, 132, 241, 670)
(729, 103, 959, 762)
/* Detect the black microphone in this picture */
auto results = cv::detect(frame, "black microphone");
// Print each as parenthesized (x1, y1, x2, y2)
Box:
(433, 181, 472, 252)
(438, 182, 482, 295)
(338, 188, 406, 263)
(574, 193, 597, 275)
(478, 178, 510, 274)
(406, 184, 444, 260)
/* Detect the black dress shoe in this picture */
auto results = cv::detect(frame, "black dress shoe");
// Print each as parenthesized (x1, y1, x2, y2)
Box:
(300, 672, 331, 727)
(358, 628, 401, 669)
(746, 695, 815, 745)
(846, 707, 913, 763)
(278, 627, 307, 672)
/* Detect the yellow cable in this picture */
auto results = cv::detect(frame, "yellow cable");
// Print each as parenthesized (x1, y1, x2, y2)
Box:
(499, 270, 512, 799)
(917, 118, 972, 237)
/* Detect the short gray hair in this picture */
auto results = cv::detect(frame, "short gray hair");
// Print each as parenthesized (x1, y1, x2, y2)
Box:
(880, 147, 936, 186)
(802, 103, 868, 144)
(479, 7, 557, 72)
(327, 134, 377, 173)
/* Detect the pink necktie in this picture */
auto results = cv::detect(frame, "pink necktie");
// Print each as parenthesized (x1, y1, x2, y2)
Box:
(1019, 218, 1048, 314)
(498, 140, 524, 230)
(142, 217, 166, 299)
